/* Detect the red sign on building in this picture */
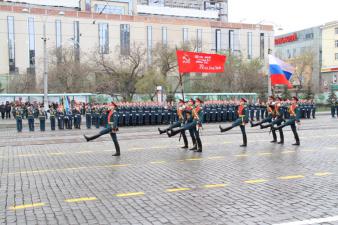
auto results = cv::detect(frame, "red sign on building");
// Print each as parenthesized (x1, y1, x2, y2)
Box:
(275, 33, 298, 45)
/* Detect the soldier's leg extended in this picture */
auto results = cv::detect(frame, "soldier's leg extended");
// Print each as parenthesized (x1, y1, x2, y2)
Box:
(84, 127, 112, 142)
(110, 132, 120, 156)
(240, 125, 247, 147)
(219, 119, 241, 133)
(158, 121, 180, 134)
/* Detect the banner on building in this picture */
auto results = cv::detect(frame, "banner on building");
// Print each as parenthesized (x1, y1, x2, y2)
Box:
(176, 50, 226, 73)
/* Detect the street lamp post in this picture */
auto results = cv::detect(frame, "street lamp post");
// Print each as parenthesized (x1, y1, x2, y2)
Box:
(42, 22, 48, 111)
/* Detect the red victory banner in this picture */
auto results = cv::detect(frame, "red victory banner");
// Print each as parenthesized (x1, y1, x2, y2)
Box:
(176, 50, 227, 73)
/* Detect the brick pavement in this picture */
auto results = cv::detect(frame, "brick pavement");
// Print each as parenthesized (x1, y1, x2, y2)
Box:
(0, 115, 338, 225)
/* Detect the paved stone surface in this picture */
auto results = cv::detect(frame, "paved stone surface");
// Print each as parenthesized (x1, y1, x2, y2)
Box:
(0, 115, 338, 225)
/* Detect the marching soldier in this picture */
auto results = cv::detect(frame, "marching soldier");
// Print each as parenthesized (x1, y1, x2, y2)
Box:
(15, 106, 23, 132)
(272, 97, 301, 145)
(39, 107, 46, 132)
(158, 99, 189, 149)
(219, 98, 249, 147)
(74, 107, 81, 129)
(57, 107, 64, 130)
(259, 97, 284, 144)
(27, 106, 35, 132)
(84, 102, 120, 156)
(167, 98, 204, 152)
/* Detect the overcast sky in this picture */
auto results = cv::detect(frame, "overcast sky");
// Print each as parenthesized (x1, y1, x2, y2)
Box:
(229, 0, 338, 35)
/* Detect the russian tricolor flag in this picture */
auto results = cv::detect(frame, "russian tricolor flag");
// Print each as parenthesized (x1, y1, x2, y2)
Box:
(269, 55, 295, 88)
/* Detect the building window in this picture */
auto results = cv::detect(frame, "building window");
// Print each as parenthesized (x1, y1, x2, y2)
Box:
(7, 16, 16, 73)
(95, 4, 125, 15)
(85, 0, 91, 12)
(162, 27, 167, 47)
(260, 33, 265, 59)
(196, 29, 202, 52)
(287, 49, 291, 59)
(335, 53, 338, 60)
(28, 17, 35, 70)
(229, 30, 234, 53)
(305, 33, 314, 39)
(214, 29, 221, 52)
(247, 32, 252, 59)
(98, 23, 109, 54)
(335, 28, 338, 35)
(120, 24, 130, 55)
(293, 48, 297, 57)
(335, 40, 338, 48)
(73, 21, 80, 61)
(147, 26, 152, 65)
(183, 28, 189, 44)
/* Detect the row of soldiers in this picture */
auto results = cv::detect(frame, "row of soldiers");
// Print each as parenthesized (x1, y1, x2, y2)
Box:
(12, 98, 316, 132)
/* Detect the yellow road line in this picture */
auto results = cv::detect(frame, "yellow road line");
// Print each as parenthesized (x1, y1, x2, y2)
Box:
(244, 179, 268, 184)
(258, 152, 272, 156)
(277, 175, 304, 180)
(17, 154, 38, 157)
(150, 161, 167, 164)
(314, 172, 333, 177)
(115, 192, 145, 197)
(129, 147, 145, 151)
(207, 156, 225, 160)
(75, 151, 93, 154)
(65, 197, 97, 203)
(150, 146, 166, 149)
(100, 164, 130, 168)
(224, 141, 232, 144)
(49, 152, 65, 156)
(235, 154, 249, 157)
(10, 203, 45, 210)
(203, 184, 227, 188)
(282, 151, 296, 154)
(185, 158, 203, 161)
(302, 149, 315, 152)
(166, 188, 191, 192)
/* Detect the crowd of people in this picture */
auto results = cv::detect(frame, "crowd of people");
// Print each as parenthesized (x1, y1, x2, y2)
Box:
(1, 98, 319, 133)
(0, 97, 329, 156)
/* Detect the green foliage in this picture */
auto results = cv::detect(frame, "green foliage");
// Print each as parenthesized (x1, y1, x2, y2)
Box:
(136, 68, 168, 101)
(303, 86, 314, 100)
(327, 90, 337, 105)
(281, 86, 292, 100)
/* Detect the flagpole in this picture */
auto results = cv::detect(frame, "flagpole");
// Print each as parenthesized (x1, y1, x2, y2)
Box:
(179, 73, 185, 100)
(268, 51, 272, 96)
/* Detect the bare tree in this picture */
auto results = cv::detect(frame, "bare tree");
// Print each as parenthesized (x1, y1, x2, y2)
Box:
(136, 67, 168, 101)
(93, 42, 146, 101)
(8, 73, 37, 93)
(289, 50, 315, 96)
(48, 47, 94, 93)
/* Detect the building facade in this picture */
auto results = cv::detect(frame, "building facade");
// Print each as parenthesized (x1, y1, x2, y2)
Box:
(321, 21, 338, 91)
(0, 0, 273, 92)
(274, 27, 322, 93)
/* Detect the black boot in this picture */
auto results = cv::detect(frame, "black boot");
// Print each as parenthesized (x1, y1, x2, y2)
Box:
(181, 145, 188, 149)
(240, 133, 247, 147)
(167, 128, 182, 137)
(112, 142, 120, 156)
(219, 125, 232, 133)
(190, 145, 197, 151)
(158, 128, 167, 135)
(270, 139, 277, 143)
(260, 124, 272, 129)
(84, 133, 101, 142)
(194, 139, 202, 152)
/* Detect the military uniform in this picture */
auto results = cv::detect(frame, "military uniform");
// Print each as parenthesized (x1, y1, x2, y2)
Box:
(159, 100, 189, 148)
(220, 98, 249, 147)
(167, 98, 204, 152)
(50, 108, 56, 131)
(273, 97, 301, 145)
(86, 107, 92, 129)
(84, 102, 120, 156)
(15, 107, 23, 132)
(27, 107, 35, 132)
(39, 108, 46, 132)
